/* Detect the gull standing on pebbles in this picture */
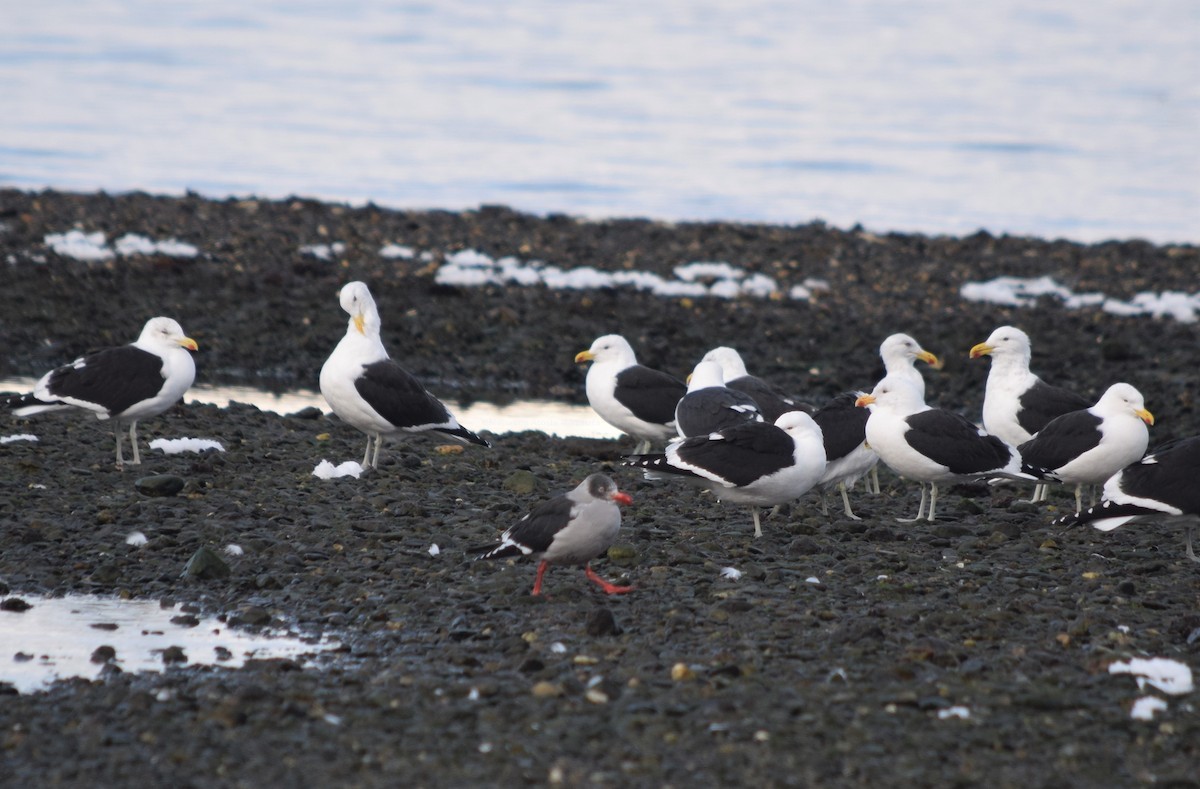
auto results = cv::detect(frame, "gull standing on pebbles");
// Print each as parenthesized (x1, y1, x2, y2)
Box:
(575, 334, 686, 453)
(1018, 383, 1153, 512)
(624, 411, 827, 538)
(319, 281, 488, 469)
(6, 316, 197, 469)
(475, 473, 635, 596)
(857, 376, 1034, 522)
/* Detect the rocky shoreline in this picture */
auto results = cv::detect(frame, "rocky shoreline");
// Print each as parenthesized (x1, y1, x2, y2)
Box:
(1, 189, 1197, 787)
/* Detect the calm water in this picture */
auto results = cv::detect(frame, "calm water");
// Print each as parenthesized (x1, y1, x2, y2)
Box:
(2, 1, 1196, 243)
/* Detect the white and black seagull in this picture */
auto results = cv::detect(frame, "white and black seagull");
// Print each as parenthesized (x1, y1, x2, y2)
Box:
(575, 334, 687, 453)
(624, 411, 827, 538)
(1018, 383, 1153, 513)
(319, 281, 488, 469)
(674, 360, 763, 437)
(475, 473, 635, 596)
(6, 316, 197, 468)
(699, 346, 811, 421)
(1053, 436, 1200, 562)
(969, 325, 1091, 446)
(811, 392, 878, 520)
(856, 376, 1034, 522)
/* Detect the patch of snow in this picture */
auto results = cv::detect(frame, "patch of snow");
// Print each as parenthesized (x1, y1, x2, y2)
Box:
(224, 544, 244, 557)
(45, 230, 113, 261)
(1108, 657, 1195, 695)
(938, 706, 971, 720)
(150, 437, 225, 455)
(428, 544, 441, 556)
(299, 242, 346, 261)
(805, 576, 821, 584)
(1130, 696, 1169, 721)
(379, 243, 415, 259)
(719, 567, 743, 580)
(1, 434, 38, 444)
(961, 275, 1200, 324)
(312, 459, 364, 479)
(126, 531, 148, 547)
(113, 233, 198, 258)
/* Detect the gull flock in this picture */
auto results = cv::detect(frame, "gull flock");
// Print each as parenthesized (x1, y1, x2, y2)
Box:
(4, 281, 1199, 602)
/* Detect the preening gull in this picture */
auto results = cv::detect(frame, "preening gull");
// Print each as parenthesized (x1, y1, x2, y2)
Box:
(857, 376, 1033, 522)
(575, 334, 686, 453)
(475, 473, 634, 595)
(674, 360, 763, 437)
(6, 316, 197, 468)
(319, 281, 488, 469)
(625, 411, 827, 538)
(1019, 383, 1153, 512)
(700, 346, 811, 421)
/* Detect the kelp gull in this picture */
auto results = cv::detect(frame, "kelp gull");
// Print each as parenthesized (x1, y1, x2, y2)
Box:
(475, 473, 635, 595)
(857, 376, 1033, 522)
(969, 325, 1091, 445)
(811, 392, 878, 520)
(7, 317, 197, 468)
(1019, 383, 1153, 512)
(700, 345, 811, 421)
(674, 360, 763, 437)
(624, 411, 826, 538)
(1054, 436, 1200, 562)
(575, 334, 686, 452)
(319, 281, 488, 469)
(879, 333, 940, 401)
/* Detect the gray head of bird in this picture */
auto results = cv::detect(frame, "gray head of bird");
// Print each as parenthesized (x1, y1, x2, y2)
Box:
(583, 473, 634, 506)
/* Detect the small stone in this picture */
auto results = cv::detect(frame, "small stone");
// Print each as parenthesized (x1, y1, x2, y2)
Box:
(91, 645, 117, 664)
(234, 606, 272, 627)
(182, 547, 231, 580)
(531, 681, 564, 698)
(606, 544, 637, 564)
(586, 608, 621, 636)
(288, 406, 323, 420)
(585, 688, 609, 704)
(434, 444, 464, 455)
(160, 645, 187, 664)
(171, 614, 200, 627)
(671, 663, 695, 681)
(135, 475, 186, 497)
(0, 598, 32, 612)
(502, 470, 540, 495)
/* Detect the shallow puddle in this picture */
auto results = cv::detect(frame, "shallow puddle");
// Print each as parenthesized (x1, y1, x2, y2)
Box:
(0, 595, 338, 695)
(0, 378, 621, 439)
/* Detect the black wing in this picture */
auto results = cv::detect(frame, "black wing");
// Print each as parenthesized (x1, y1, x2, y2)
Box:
(812, 392, 868, 462)
(905, 409, 1014, 475)
(728, 375, 813, 421)
(613, 365, 687, 424)
(502, 494, 576, 553)
(672, 421, 797, 487)
(1017, 410, 1101, 471)
(44, 346, 165, 416)
(1016, 379, 1091, 435)
(1112, 436, 1200, 514)
(355, 359, 454, 429)
(675, 387, 762, 437)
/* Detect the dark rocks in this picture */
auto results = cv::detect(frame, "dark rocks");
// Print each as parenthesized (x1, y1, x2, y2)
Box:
(182, 547, 230, 580)
(0, 597, 32, 612)
(135, 474, 186, 497)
